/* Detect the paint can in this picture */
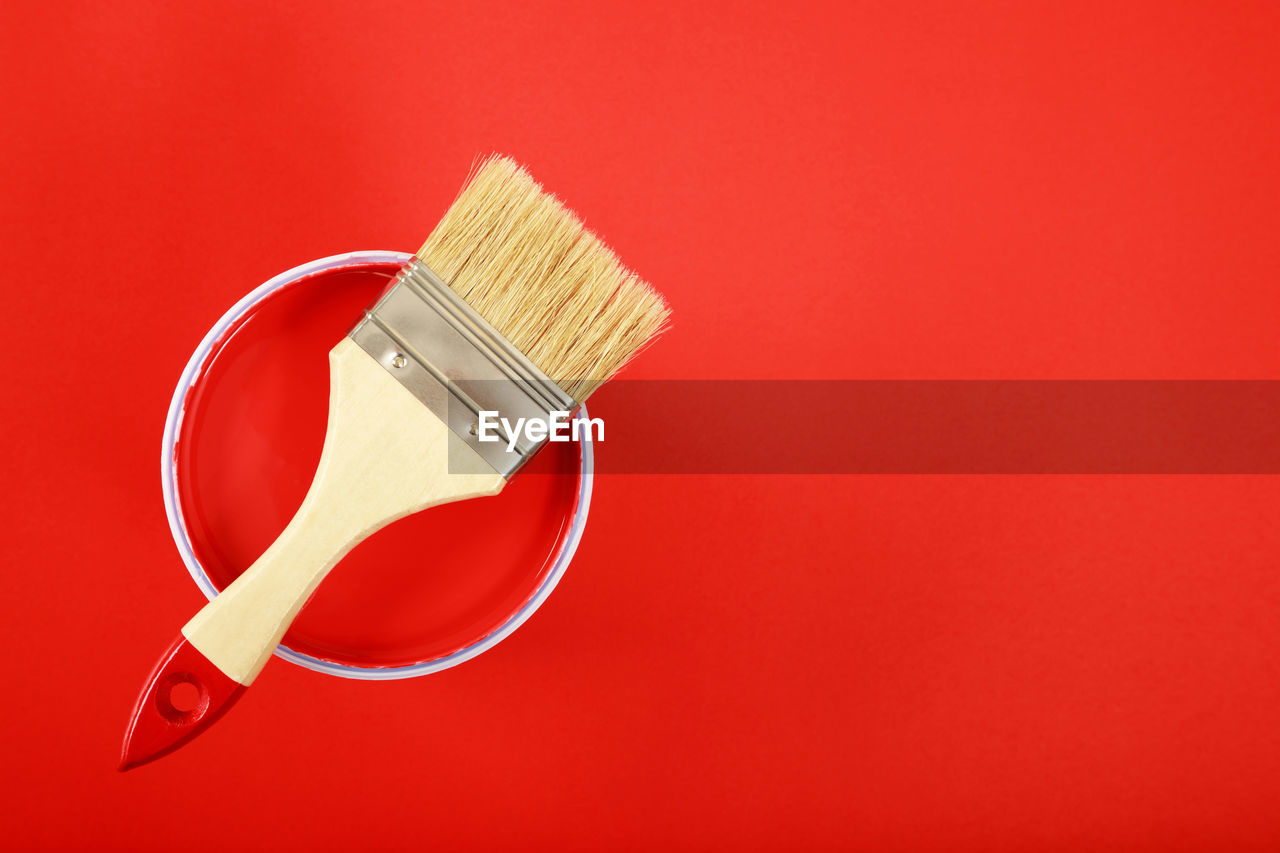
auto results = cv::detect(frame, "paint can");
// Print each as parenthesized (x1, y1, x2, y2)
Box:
(160, 251, 592, 680)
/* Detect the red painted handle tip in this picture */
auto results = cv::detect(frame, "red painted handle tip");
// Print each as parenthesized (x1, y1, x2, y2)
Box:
(119, 635, 247, 771)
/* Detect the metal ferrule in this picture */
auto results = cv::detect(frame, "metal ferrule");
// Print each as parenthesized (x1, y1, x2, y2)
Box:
(348, 258, 577, 479)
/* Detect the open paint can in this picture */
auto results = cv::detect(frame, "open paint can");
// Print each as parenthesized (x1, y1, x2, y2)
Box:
(160, 251, 592, 680)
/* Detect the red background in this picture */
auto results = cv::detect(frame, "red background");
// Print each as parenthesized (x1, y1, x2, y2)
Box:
(4, 1, 1280, 849)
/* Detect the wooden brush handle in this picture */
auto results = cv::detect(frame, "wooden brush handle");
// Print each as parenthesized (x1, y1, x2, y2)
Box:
(185, 337, 506, 684)
(121, 339, 504, 770)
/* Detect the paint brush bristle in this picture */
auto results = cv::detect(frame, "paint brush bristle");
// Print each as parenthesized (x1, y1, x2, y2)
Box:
(417, 155, 670, 401)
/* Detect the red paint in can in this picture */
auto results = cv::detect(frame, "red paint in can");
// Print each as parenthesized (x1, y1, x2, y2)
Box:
(167, 255, 586, 673)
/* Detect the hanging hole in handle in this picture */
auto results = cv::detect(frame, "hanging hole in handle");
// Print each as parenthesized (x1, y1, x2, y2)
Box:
(154, 672, 211, 725)
(169, 680, 201, 712)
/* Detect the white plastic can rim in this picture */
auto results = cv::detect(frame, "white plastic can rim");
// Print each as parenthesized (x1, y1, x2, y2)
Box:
(159, 250, 593, 681)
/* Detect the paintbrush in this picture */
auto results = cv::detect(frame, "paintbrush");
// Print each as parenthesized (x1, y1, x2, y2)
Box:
(120, 156, 669, 770)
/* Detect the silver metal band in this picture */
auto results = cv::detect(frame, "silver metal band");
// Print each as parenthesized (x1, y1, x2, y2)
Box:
(348, 258, 577, 479)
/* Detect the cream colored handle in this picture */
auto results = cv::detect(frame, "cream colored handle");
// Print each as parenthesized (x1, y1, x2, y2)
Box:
(182, 338, 505, 685)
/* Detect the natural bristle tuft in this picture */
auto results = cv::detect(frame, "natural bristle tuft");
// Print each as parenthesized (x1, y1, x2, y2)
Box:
(417, 155, 670, 400)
